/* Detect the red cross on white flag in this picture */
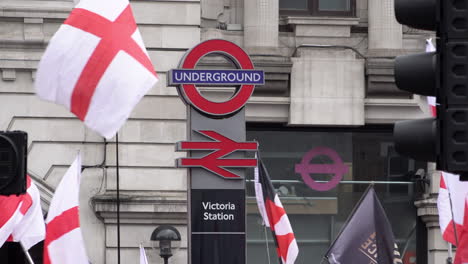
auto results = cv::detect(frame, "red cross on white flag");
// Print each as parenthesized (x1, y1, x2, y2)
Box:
(35, 0, 158, 139)
(44, 154, 88, 264)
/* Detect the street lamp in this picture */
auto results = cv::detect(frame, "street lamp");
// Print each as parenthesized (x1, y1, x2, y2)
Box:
(150, 225, 181, 264)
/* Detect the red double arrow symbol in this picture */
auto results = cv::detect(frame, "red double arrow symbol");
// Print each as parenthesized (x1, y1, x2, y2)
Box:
(177, 130, 258, 179)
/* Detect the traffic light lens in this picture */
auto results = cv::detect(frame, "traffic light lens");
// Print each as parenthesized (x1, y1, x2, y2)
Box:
(394, 0, 436, 31)
(393, 118, 437, 161)
(394, 52, 437, 96)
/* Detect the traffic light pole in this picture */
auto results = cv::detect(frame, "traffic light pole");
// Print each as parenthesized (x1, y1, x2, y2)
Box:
(447, 243, 453, 264)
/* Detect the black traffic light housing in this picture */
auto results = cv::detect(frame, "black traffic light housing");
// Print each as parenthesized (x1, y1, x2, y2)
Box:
(394, 0, 468, 180)
(0, 131, 27, 195)
(393, 0, 438, 163)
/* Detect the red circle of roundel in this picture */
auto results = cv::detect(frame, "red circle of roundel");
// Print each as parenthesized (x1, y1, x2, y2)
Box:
(179, 39, 255, 116)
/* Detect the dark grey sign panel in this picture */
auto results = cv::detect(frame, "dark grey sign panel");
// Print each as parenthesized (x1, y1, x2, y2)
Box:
(189, 108, 247, 190)
(192, 234, 245, 264)
(188, 108, 248, 264)
(191, 189, 245, 233)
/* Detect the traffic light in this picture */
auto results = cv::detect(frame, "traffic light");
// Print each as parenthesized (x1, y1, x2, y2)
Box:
(394, 0, 468, 180)
(0, 131, 27, 195)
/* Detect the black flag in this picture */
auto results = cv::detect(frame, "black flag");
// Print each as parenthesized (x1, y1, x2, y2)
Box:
(325, 186, 403, 264)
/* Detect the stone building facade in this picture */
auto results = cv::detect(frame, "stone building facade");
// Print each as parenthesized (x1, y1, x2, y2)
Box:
(0, 0, 448, 263)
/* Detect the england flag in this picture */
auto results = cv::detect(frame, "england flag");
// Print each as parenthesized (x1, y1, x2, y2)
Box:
(35, 0, 158, 139)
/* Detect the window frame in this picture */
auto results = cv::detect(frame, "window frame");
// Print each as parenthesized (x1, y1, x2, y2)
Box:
(279, 0, 356, 17)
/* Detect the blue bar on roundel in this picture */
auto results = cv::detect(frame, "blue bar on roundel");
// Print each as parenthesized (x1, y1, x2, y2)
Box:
(169, 69, 265, 85)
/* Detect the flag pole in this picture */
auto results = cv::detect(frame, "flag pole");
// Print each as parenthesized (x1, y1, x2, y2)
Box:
(116, 133, 121, 264)
(447, 184, 459, 246)
(256, 151, 283, 264)
(319, 256, 330, 264)
(256, 150, 273, 264)
(263, 224, 272, 264)
(20, 242, 35, 264)
(447, 242, 453, 264)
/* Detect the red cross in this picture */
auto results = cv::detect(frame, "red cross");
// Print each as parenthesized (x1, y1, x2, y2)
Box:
(64, 5, 156, 120)
(0, 177, 32, 229)
(43, 206, 80, 264)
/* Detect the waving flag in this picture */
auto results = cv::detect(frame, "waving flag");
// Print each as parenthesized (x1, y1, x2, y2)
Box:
(7, 176, 45, 250)
(254, 154, 298, 264)
(437, 172, 468, 246)
(0, 176, 44, 249)
(44, 154, 88, 264)
(325, 186, 403, 264)
(35, 0, 158, 139)
(453, 198, 468, 263)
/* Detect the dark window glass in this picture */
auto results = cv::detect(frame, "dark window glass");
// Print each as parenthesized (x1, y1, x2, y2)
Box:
(279, 0, 308, 11)
(279, 0, 355, 17)
(319, 0, 350, 11)
(246, 126, 426, 264)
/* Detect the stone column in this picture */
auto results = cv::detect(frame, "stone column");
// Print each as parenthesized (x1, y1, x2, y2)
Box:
(289, 48, 365, 126)
(415, 163, 453, 264)
(243, 0, 278, 54)
(368, 0, 402, 51)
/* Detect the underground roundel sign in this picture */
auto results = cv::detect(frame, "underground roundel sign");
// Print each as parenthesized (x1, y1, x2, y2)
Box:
(168, 39, 264, 116)
(169, 39, 262, 179)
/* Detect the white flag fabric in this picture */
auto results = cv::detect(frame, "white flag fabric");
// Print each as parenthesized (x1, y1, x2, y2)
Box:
(425, 38, 436, 52)
(254, 153, 270, 227)
(0, 176, 44, 248)
(438, 172, 468, 245)
(8, 176, 46, 250)
(140, 244, 149, 264)
(35, 0, 158, 139)
(425, 38, 437, 117)
(44, 154, 88, 264)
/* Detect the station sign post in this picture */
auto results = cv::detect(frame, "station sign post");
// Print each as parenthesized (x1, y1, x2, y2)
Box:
(168, 39, 263, 264)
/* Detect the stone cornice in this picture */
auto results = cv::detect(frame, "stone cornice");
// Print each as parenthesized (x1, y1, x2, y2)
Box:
(365, 97, 430, 124)
(92, 191, 188, 224)
(415, 195, 440, 228)
(0, 1, 72, 19)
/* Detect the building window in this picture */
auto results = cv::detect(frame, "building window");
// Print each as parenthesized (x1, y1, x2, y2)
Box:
(246, 125, 426, 264)
(279, 0, 355, 17)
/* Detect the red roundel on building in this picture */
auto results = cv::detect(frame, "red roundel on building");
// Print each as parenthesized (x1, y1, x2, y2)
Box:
(169, 39, 263, 117)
